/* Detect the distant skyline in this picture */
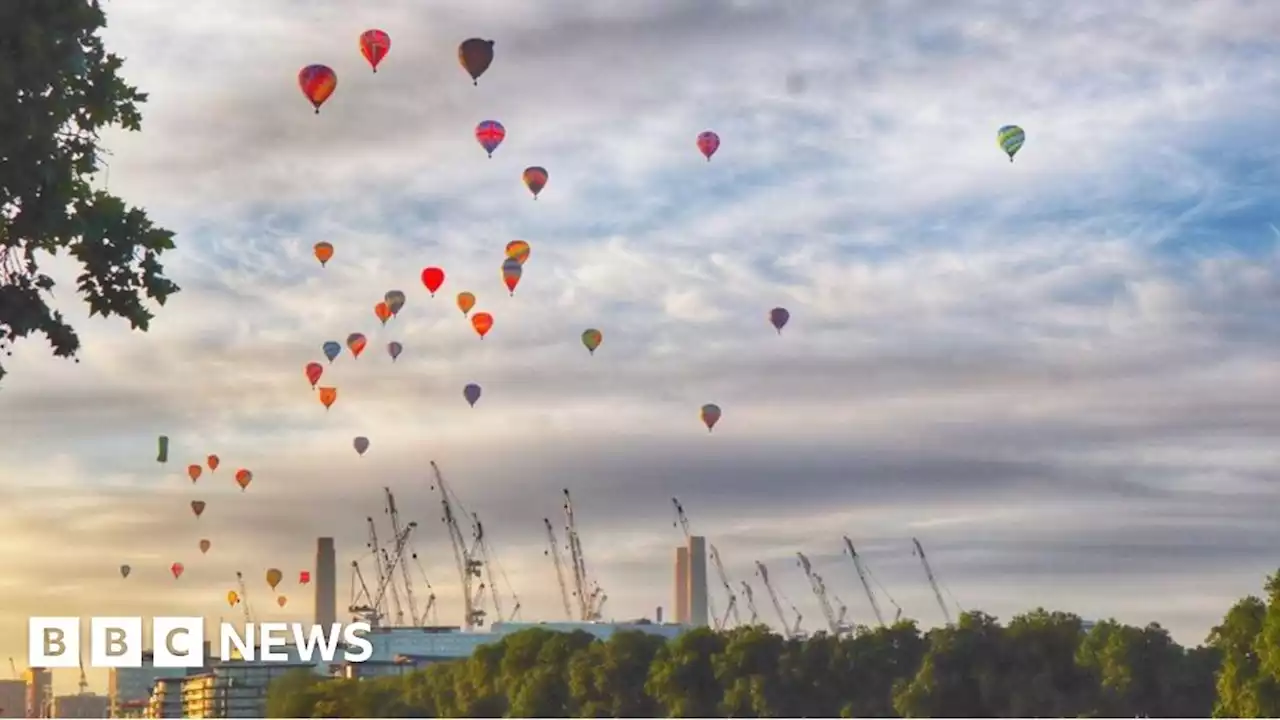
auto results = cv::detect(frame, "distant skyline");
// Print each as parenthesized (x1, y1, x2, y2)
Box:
(3, 0, 1280, 696)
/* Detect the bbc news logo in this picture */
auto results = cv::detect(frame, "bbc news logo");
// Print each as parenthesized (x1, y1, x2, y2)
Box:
(29, 618, 373, 668)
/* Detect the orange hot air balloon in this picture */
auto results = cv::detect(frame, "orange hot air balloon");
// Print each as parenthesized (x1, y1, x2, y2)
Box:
(304, 362, 323, 389)
(421, 267, 445, 296)
(278, 596, 288, 608)
(235, 469, 253, 491)
(187, 464, 202, 482)
(199, 539, 211, 554)
(298, 64, 337, 114)
(266, 568, 283, 590)
(318, 386, 338, 410)
(347, 333, 367, 358)
(313, 242, 334, 267)
(374, 302, 392, 325)
(359, 29, 391, 73)
(456, 291, 476, 316)
(171, 562, 184, 579)
(505, 240, 531, 265)
(191, 500, 206, 518)
(207, 454, 220, 471)
(471, 312, 493, 338)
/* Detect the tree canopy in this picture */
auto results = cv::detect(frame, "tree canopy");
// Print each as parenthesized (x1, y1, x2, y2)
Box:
(266, 569, 1280, 718)
(0, 0, 178, 383)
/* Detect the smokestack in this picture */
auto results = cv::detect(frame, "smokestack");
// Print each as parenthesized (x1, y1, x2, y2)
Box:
(674, 546, 690, 624)
(656, 606, 663, 624)
(687, 536, 709, 627)
(315, 537, 336, 627)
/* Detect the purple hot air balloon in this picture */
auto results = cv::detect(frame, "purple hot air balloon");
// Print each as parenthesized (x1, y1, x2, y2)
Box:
(463, 383, 482, 407)
(387, 341, 403, 362)
(768, 307, 790, 334)
(353, 436, 370, 456)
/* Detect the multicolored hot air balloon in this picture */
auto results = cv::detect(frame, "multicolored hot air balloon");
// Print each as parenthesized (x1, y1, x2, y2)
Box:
(322, 341, 341, 364)
(199, 539, 211, 554)
(187, 464, 202, 483)
(299, 570, 311, 584)
(171, 562, 184, 579)
(505, 240, 530, 265)
(523, 167, 548, 199)
(456, 291, 476, 316)
(998, 125, 1025, 162)
(385, 290, 406, 316)
(387, 341, 403, 362)
(207, 454, 220, 472)
(697, 131, 721, 161)
(298, 64, 337, 114)
(353, 436, 370, 456)
(278, 596, 288, 608)
(471, 312, 493, 338)
(768, 307, 790, 334)
(305, 362, 323, 388)
(314, 242, 334, 267)
(319, 387, 337, 410)
(501, 257, 522, 295)
(227, 590, 240, 607)
(359, 29, 391, 72)
(347, 333, 367, 358)
(476, 120, 505, 158)
(463, 383, 482, 407)
(157, 435, 169, 463)
(458, 38, 495, 85)
(374, 302, 392, 326)
(266, 568, 283, 590)
(700, 404, 722, 432)
(120, 564, 131, 579)
(421, 267, 445, 296)
(235, 469, 253, 491)
(191, 500, 206, 518)
(582, 328, 602, 355)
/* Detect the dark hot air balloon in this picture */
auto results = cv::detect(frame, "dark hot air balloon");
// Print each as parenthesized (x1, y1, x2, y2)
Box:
(458, 39, 495, 85)
(700, 404, 722, 432)
(322, 341, 341, 364)
(463, 383, 482, 407)
(353, 436, 370, 456)
(768, 307, 790, 334)
(523, 167, 548, 199)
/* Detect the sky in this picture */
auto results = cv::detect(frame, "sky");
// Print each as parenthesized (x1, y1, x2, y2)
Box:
(3, 0, 1280, 694)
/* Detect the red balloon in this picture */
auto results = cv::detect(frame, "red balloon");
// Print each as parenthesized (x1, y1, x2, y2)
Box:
(421, 267, 445, 296)
(697, 131, 720, 161)
(359, 30, 391, 72)
(298, 65, 337, 114)
(304, 362, 323, 388)
(171, 562, 184, 579)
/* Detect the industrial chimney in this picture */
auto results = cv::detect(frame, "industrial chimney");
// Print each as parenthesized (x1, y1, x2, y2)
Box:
(315, 537, 336, 627)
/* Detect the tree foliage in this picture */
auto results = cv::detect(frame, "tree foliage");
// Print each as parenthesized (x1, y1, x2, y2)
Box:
(0, 0, 178, 383)
(265, 571, 1280, 718)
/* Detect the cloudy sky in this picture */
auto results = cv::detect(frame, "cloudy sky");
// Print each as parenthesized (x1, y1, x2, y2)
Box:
(4, 0, 1280, 693)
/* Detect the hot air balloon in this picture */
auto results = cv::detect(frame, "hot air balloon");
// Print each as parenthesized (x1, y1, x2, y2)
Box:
(471, 312, 493, 338)
(322, 341, 341, 364)
(374, 302, 392, 326)
(120, 564, 131, 579)
(353, 436, 370, 456)
(171, 562, 184, 579)
(421, 267, 445, 296)
(505, 240, 530, 265)
(700, 404, 722, 432)
(187, 464, 202, 483)
(697, 131, 721, 161)
(456, 291, 476, 316)
(523, 167, 548, 199)
(227, 590, 239, 607)
(458, 38, 495, 85)
(277, 596, 288, 608)
(157, 435, 169, 463)
(768, 307, 790, 334)
(463, 383, 482, 407)
(998, 125, 1025, 162)
(359, 29, 391, 72)
(387, 341, 403, 362)
(582, 328, 602, 355)
(476, 120, 505, 158)
(235, 469, 253, 491)
(299, 571, 311, 584)
(266, 568, 283, 590)
(347, 332, 367, 358)
(207, 454, 220, 471)
(319, 387, 337, 410)
(314, 242, 334, 267)
(501, 257, 522, 295)
(191, 500, 206, 518)
(305, 362, 323, 388)
(385, 290, 406, 316)
(199, 539, 211, 554)
(298, 64, 337, 114)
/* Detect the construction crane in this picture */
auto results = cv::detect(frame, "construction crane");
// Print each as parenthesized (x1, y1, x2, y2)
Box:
(235, 571, 254, 624)
(754, 561, 797, 638)
(406, 539, 440, 625)
(430, 461, 485, 629)
(912, 537, 953, 624)
(796, 552, 842, 636)
(562, 488, 605, 621)
(843, 536, 903, 625)
(832, 595, 849, 631)
(671, 498, 740, 629)
(384, 488, 420, 626)
(78, 653, 88, 694)
(365, 516, 389, 619)
(543, 517, 574, 620)
(349, 525, 414, 627)
(740, 581, 760, 624)
(472, 512, 516, 623)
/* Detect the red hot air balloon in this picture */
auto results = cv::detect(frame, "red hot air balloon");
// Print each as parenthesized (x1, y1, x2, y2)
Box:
(359, 30, 391, 72)
(471, 312, 493, 338)
(304, 362, 323, 389)
(475, 120, 505, 158)
(299, 570, 311, 585)
(298, 65, 337, 114)
(697, 131, 720, 161)
(171, 562, 184, 579)
(421, 267, 445, 296)
(523, 167, 548, 199)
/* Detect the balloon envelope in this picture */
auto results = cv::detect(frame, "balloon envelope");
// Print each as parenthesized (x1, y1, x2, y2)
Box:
(353, 436, 370, 455)
(997, 125, 1025, 161)
(463, 383, 482, 407)
(120, 564, 131, 579)
(207, 454, 220, 471)
(266, 568, 283, 590)
(359, 29, 391, 72)
(456, 292, 476, 316)
(299, 570, 311, 584)
(199, 539, 211, 554)
(697, 131, 720, 160)
(769, 307, 790, 333)
(700, 403, 722, 431)
(501, 257, 522, 294)
(476, 120, 505, 157)
(305, 362, 324, 387)
(458, 38, 495, 84)
(374, 302, 391, 325)
(171, 563, 184, 579)
(298, 64, 337, 113)
(421, 267, 445, 295)
(505, 240, 530, 265)
(347, 333, 367, 358)
(471, 312, 493, 338)
(322, 341, 341, 363)
(227, 591, 239, 607)
(278, 596, 288, 608)
(319, 386, 338, 409)
(582, 328, 603, 354)
(313, 242, 334, 266)
(523, 167, 548, 198)
(191, 500, 206, 517)
(187, 464, 202, 482)
(387, 341, 403, 362)
(385, 290, 406, 316)
(235, 469, 253, 491)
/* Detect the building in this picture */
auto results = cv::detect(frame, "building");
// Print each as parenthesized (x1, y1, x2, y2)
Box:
(686, 536, 709, 627)
(674, 546, 690, 624)
(51, 693, 109, 718)
(24, 667, 50, 718)
(179, 661, 317, 718)
(145, 678, 183, 719)
(315, 537, 336, 628)
(0, 679, 24, 718)
(109, 653, 204, 717)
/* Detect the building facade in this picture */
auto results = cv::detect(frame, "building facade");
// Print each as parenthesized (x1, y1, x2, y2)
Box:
(51, 693, 109, 718)
(674, 546, 690, 624)
(0, 679, 24, 718)
(24, 668, 50, 718)
(686, 536, 709, 627)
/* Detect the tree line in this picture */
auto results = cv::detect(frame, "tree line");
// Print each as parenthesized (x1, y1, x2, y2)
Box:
(266, 570, 1280, 717)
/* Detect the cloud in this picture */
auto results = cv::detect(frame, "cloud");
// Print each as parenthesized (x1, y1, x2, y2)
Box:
(4, 0, 1280, 694)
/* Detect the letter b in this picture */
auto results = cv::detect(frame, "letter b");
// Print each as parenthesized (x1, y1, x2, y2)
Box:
(90, 618, 142, 668)
(28, 618, 79, 668)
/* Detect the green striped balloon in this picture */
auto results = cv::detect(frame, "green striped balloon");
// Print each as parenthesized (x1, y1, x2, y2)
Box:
(997, 125, 1025, 162)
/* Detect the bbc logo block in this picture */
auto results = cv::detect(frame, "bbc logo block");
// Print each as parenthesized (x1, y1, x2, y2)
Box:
(29, 617, 205, 668)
